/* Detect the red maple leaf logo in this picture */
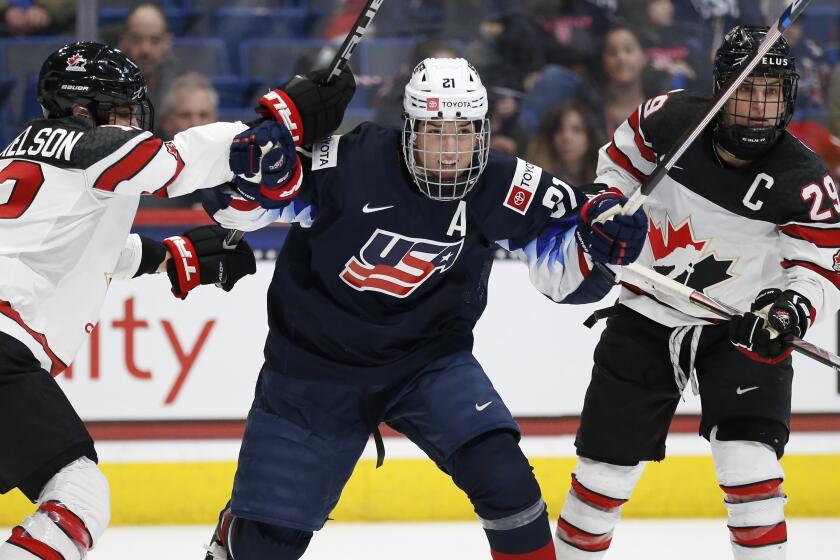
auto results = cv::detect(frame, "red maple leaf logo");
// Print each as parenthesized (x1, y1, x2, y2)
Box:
(66, 54, 83, 66)
(648, 217, 705, 261)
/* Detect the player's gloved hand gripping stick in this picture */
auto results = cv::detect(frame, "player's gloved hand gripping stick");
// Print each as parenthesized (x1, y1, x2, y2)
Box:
(621, 262, 840, 372)
(223, 0, 382, 249)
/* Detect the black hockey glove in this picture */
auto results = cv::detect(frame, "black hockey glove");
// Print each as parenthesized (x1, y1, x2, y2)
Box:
(163, 225, 257, 299)
(229, 121, 303, 204)
(575, 187, 647, 265)
(256, 66, 356, 146)
(729, 288, 813, 363)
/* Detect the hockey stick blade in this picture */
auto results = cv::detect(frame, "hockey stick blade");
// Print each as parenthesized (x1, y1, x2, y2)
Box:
(612, 0, 813, 220)
(621, 262, 840, 371)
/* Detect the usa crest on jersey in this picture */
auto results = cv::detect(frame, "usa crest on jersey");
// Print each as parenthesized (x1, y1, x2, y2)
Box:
(340, 229, 464, 297)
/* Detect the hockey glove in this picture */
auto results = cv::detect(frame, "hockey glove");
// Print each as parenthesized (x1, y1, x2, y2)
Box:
(163, 225, 257, 299)
(729, 288, 813, 363)
(575, 187, 647, 265)
(257, 66, 356, 146)
(230, 121, 303, 202)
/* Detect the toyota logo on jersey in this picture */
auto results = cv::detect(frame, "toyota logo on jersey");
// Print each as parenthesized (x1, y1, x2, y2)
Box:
(340, 229, 464, 297)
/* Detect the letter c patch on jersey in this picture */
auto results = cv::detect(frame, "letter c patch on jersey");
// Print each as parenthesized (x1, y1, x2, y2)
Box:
(340, 229, 464, 298)
(503, 158, 543, 215)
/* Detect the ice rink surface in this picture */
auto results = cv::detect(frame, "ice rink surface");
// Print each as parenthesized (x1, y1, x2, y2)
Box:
(13, 519, 833, 559)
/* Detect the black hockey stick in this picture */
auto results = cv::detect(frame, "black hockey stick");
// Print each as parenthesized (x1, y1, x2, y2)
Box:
(621, 262, 840, 371)
(596, 0, 812, 223)
(222, 0, 386, 250)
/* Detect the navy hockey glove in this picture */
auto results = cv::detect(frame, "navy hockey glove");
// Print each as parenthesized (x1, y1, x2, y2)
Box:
(230, 121, 303, 203)
(576, 187, 647, 265)
(729, 288, 813, 363)
(257, 66, 356, 146)
(163, 225, 257, 299)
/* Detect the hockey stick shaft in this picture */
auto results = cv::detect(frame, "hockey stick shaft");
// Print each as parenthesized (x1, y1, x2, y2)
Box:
(621, 262, 840, 371)
(222, 0, 385, 250)
(595, 0, 812, 224)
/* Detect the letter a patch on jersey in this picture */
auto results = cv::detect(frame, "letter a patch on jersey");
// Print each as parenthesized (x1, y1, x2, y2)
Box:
(503, 158, 543, 215)
(340, 229, 464, 297)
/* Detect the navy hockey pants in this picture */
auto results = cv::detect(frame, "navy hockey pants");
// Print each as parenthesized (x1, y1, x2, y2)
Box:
(230, 350, 520, 531)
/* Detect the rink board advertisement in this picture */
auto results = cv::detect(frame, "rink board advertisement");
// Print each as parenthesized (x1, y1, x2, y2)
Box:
(3, 258, 840, 525)
(56, 259, 840, 421)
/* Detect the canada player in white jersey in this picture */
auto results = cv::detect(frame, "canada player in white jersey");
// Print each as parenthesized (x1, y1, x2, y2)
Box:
(552, 27, 840, 559)
(0, 41, 277, 560)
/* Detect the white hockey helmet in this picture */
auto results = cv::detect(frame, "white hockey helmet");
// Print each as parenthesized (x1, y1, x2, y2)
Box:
(402, 58, 490, 201)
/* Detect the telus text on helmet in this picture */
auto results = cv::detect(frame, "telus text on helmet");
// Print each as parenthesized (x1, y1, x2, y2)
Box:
(761, 56, 788, 67)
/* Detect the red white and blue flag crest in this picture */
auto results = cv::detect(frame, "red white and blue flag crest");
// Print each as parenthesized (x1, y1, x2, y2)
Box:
(340, 229, 464, 297)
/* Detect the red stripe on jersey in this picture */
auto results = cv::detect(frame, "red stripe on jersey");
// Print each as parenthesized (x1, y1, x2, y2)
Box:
(151, 141, 186, 199)
(341, 269, 413, 296)
(606, 142, 647, 183)
(39, 501, 93, 550)
(555, 517, 612, 552)
(628, 109, 656, 163)
(781, 259, 840, 289)
(720, 478, 783, 500)
(491, 542, 556, 560)
(0, 300, 66, 375)
(729, 521, 787, 547)
(229, 198, 260, 211)
(94, 137, 163, 192)
(7, 526, 65, 560)
(576, 243, 591, 278)
(779, 224, 840, 247)
(571, 474, 626, 510)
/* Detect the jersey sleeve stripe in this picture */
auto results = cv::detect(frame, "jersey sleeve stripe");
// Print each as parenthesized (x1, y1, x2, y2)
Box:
(151, 142, 186, 198)
(781, 259, 840, 290)
(628, 109, 656, 163)
(779, 224, 840, 248)
(93, 137, 163, 192)
(606, 142, 648, 183)
(0, 300, 67, 375)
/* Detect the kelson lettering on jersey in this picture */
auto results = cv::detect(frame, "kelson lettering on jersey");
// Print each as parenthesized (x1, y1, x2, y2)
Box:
(0, 126, 84, 162)
(340, 229, 464, 297)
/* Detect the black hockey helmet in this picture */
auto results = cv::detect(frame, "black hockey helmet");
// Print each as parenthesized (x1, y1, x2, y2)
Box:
(37, 42, 154, 131)
(712, 25, 798, 160)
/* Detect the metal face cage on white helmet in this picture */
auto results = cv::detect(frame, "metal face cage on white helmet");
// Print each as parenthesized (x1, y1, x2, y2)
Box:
(402, 57, 490, 201)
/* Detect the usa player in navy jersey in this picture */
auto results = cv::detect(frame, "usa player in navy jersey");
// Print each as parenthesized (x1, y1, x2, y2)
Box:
(552, 27, 840, 559)
(202, 57, 648, 560)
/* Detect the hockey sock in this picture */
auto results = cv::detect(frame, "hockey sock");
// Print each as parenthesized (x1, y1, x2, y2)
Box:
(711, 428, 787, 560)
(554, 457, 645, 559)
(446, 431, 555, 559)
(0, 457, 108, 560)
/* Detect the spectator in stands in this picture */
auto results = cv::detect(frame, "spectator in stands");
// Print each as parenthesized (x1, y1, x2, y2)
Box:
(783, 18, 834, 122)
(118, 3, 179, 125)
(371, 36, 460, 128)
(161, 72, 219, 141)
(524, 0, 615, 73)
(580, 24, 653, 138)
(829, 65, 840, 139)
(526, 101, 604, 187)
(0, 0, 73, 36)
(486, 82, 529, 155)
(620, 0, 708, 92)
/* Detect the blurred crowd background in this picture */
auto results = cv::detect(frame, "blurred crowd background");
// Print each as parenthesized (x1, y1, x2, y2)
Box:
(0, 0, 838, 209)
